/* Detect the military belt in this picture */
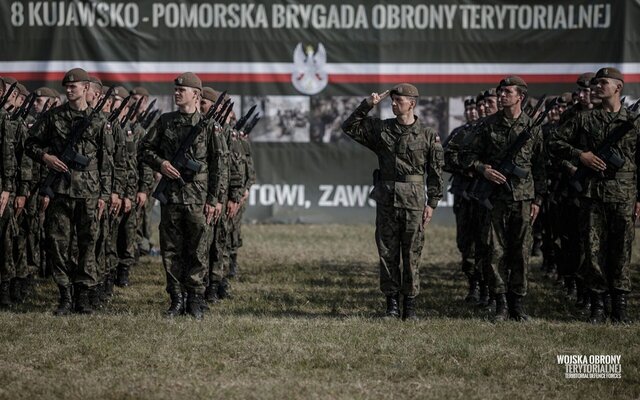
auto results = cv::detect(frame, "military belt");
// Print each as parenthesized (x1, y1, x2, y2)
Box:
(382, 174, 424, 183)
(601, 171, 635, 180)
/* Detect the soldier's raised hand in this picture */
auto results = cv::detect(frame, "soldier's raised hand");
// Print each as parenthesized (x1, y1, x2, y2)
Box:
(42, 153, 68, 173)
(366, 90, 390, 107)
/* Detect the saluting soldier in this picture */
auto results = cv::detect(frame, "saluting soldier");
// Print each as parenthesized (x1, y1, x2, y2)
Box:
(140, 73, 229, 320)
(342, 83, 443, 320)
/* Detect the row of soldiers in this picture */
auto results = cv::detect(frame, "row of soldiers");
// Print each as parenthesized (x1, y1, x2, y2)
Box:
(444, 68, 639, 323)
(0, 68, 257, 319)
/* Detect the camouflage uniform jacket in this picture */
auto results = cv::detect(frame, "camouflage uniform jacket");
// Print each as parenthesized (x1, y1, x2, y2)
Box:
(467, 110, 547, 204)
(0, 108, 18, 193)
(549, 107, 640, 203)
(227, 126, 247, 203)
(24, 103, 113, 200)
(240, 136, 256, 189)
(342, 99, 443, 210)
(141, 110, 228, 205)
(131, 122, 154, 195)
(444, 121, 480, 196)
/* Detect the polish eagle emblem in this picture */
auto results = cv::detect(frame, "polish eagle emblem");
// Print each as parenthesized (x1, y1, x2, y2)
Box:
(291, 43, 328, 95)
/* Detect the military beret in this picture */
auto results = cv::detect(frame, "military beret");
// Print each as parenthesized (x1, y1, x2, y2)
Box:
(390, 83, 419, 97)
(62, 68, 90, 85)
(202, 87, 220, 102)
(2, 76, 18, 85)
(576, 72, 595, 89)
(595, 67, 624, 83)
(113, 86, 129, 100)
(476, 92, 485, 103)
(463, 98, 476, 107)
(0, 77, 4, 89)
(559, 92, 573, 105)
(101, 86, 111, 96)
(498, 75, 527, 89)
(483, 88, 498, 98)
(130, 86, 150, 97)
(16, 83, 29, 96)
(34, 87, 57, 98)
(89, 76, 103, 87)
(545, 97, 558, 108)
(174, 72, 202, 91)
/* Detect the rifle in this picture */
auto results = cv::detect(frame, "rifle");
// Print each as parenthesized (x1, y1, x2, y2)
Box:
(242, 114, 261, 135)
(39, 98, 51, 117)
(152, 93, 226, 204)
(0, 82, 17, 110)
(39, 87, 115, 198)
(142, 109, 160, 130)
(121, 98, 142, 129)
(568, 112, 640, 192)
(11, 92, 36, 120)
(215, 99, 231, 125)
(108, 95, 130, 123)
(629, 98, 640, 113)
(471, 95, 550, 209)
(233, 105, 256, 131)
(138, 98, 156, 121)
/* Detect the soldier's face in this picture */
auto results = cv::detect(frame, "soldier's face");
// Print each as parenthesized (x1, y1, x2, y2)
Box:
(484, 96, 498, 115)
(578, 88, 591, 106)
(594, 78, 621, 100)
(391, 94, 415, 116)
(16, 94, 26, 107)
(464, 106, 478, 122)
(34, 96, 48, 113)
(174, 86, 198, 107)
(65, 82, 88, 102)
(498, 86, 523, 108)
(200, 98, 213, 114)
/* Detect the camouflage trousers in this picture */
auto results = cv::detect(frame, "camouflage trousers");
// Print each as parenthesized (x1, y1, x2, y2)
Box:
(453, 194, 477, 277)
(227, 203, 246, 257)
(557, 197, 583, 279)
(475, 206, 493, 284)
(375, 205, 425, 297)
(488, 200, 533, 296)
(0, 201, 16, 283)
(45, 196, 100, 288)
(14, 193, 41, 279)
(208, 204, 229, 285)
(105, 209, 137, 275)
(136, 196, 153, 254)
(582, 198, 634, 293)
(159, 203, 211, 295)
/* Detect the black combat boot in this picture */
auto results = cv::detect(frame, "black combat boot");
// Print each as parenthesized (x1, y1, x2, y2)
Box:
(10, 278, 25, 304)
(205, 282, 220, 303)
(384, 294, 400, 319)
(0, 281, 12, 309)
(228, 254, 238, 278)
(88, 284, 103, 310)
(477, 282, 490, 308)
(508, 293, 530, 322)
(465, 276, 480, 304)
(564, 277, 577, 299)
(402, 296, 418, 321)
(588, 291, 605, 324)
(602, 291, 611, 318)
(75, 285, 94, 314)
(54, 285, 73, 316)
(493, 293, 508, 322)
(611, 291, 630, 324)
(103, 271, 115, 298)
(115, 264, 130, 287)
(186, 293, 205, 320)
(165, 291, 185, 317)
(218, 278, 231, 300)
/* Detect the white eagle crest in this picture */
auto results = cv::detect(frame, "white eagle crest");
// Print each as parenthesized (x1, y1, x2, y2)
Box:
(291, 43, 328, 95)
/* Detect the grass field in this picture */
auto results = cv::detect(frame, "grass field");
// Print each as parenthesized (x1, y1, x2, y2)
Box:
(0, 224, 639, 399)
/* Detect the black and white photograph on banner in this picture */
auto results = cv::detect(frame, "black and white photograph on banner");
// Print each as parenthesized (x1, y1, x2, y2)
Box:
(0, 0, 639, 399)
